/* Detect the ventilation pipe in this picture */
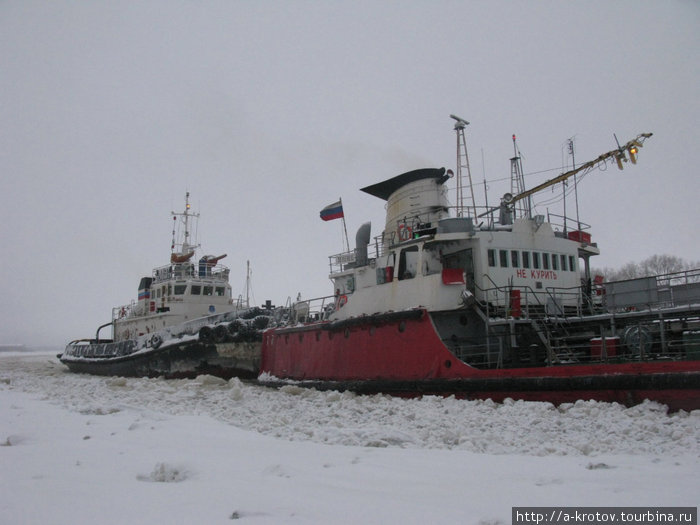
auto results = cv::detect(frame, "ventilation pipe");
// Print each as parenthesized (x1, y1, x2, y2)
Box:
(355, 222, 371, 267)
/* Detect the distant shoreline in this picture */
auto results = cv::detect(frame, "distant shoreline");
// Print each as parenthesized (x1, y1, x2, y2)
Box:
(0, 345, 61, 354)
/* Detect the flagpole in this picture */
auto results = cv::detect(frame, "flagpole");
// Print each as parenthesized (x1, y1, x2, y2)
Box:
(340, 197, 350, 252)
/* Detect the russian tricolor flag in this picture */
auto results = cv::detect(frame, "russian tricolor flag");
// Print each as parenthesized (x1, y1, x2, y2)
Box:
(320, 200, 344, 221)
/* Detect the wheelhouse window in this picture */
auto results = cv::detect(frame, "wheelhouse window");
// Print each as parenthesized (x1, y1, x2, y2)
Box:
(510, 250, 520, 268)
(203, 286, 214, 296)
(174, 285, 187, 295)
(543, 253, 550, 270)
(398, 246, 419, 280)
(190, 285, 201, 295)
(215, 287, 226, 296)
(552, 253, 559, 271)
(423, 247, 442, 275)
(569, 256, 576, 272)
(487, 249, 496, 267)
(499, 250, 508, 268)
(560, 254, 568, 271)
(522, 251, 531, 269)
(533, 252, 541, 269)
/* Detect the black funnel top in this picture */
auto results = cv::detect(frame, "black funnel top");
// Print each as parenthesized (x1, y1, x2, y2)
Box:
(360, 168, 447, 201)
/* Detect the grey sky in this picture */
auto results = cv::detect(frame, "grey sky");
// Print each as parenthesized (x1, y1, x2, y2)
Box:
(2, 1, 698, 346)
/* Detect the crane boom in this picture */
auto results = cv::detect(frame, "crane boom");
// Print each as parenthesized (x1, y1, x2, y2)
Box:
(503, 133, 653, 206)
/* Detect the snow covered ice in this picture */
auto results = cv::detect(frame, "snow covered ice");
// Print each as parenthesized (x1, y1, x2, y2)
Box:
(1, 351, 698, 524)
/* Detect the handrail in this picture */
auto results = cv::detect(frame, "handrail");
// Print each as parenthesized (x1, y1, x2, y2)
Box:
(546, 211, 592, 237)
(280, 294, 338, 325)
(475, 268, 700, 320)
(476, 274, 585, 319)
(152, 262, 230, 284)
(636, 267, 700, 287)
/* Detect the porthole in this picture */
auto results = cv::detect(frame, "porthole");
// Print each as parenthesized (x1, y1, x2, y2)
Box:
(344, 328, 350, 339)
(398, 321, 406, 333)
(445, 360, 452, 368)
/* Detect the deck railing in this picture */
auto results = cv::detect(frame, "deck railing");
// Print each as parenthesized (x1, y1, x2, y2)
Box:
(475, 275, 584, 319)
(603, 268, 700, 313)
(280, 295, 338, 325)
(461, 268, 700, 369)
(475, 268, 700, 321)
(152, 262, 230, 284)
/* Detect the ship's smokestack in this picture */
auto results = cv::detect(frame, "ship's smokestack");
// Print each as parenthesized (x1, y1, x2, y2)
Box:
(360, 168, 450, 249)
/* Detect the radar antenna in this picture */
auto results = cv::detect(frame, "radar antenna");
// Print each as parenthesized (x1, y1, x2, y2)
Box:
(450, 114, 477, 219)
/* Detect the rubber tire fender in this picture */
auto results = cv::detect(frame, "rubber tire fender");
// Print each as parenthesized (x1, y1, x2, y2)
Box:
(213, 324, 228, 343)
(198, 326, 214, 343)
(150, 334, 163, 349)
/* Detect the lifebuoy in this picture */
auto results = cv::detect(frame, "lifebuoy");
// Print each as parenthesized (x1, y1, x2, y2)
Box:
(398, 224, 412, 241)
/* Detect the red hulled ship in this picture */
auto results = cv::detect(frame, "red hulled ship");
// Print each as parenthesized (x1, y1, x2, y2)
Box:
(260, 122, 700, 411)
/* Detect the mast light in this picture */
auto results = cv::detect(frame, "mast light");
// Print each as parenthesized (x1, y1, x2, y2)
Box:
(628, 145, 638, 164)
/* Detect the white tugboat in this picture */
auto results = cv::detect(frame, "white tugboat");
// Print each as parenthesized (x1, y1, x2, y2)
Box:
(113, 192, 234, 342)
(59, 193, 270, 378)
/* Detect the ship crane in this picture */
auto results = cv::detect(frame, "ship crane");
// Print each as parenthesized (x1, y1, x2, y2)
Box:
(491, 133, 653, 220)
(503, 132, 652, 207)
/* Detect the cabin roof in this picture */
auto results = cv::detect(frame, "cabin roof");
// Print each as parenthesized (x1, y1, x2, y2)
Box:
(360, 167, 447, 201)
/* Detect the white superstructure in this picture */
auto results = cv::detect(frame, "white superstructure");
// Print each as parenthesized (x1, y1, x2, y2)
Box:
(111, 193, 239, 341)
(326, 168, 591, 322)
(318, 130, 653, 325)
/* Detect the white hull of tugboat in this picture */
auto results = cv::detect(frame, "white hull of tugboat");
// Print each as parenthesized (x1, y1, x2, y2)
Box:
(60, 192, 265, 379)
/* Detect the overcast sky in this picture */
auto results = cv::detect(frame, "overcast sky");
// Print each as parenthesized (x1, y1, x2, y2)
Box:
(2, 1, 698, 346)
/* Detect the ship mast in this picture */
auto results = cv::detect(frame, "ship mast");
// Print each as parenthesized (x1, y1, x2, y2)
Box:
(245, 260, 251, 307)
(450, 115, 477, 219)
(171, 192, 200, 257)
(567, 137, 581, 232)
(510, 134, 531, 219)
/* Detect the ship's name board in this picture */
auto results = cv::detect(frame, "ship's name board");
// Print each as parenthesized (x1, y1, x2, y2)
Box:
(335, 252, 356, 265)
(515, 269, 558, 280)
